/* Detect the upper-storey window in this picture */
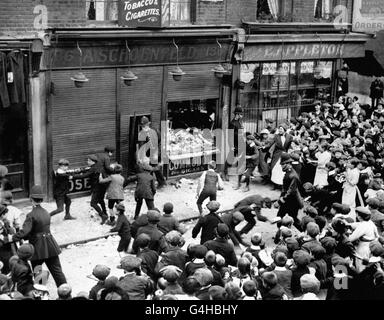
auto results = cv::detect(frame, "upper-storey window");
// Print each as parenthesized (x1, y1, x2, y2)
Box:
(314, 0, 332, 21)
(87, 0, 118, 21)
(257, 0, 284, 20)
(170, 0, 191, 25)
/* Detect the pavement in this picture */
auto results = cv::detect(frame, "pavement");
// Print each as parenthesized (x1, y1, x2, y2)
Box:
(14, 174, 287, 299)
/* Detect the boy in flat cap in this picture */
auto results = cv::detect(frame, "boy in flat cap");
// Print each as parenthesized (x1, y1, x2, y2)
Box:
(109, 203, 131, 254)
(9, 244, 35, 296)
(196, 161, 224, 215)
(89, 264, 111, 300)
(136, 233, 159, 280)
(156, 231, 188, 273)
(158, 202, 185, 235)
(118, 255, 154, 300)
(133, 210, 167, 254)
(192, 200, 222, 244)
(127, 161, 156, 220)
(50, 159, 78, 220)
(204, 223, 238, 267)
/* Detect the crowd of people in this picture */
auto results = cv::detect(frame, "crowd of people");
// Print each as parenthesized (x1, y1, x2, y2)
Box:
(0, 93, 384, 300)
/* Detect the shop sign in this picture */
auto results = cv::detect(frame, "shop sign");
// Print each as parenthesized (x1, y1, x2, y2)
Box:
(68, 177, 91, 194)
(49, 42, 231, 68)
(243, 42, 365, 62)
(118, 0, 162, 28)
(168, 156, 208, 177)
(352, 0, 384, 33)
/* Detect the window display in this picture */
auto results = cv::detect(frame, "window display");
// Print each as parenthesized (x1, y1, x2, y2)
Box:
(166, 99, 220, 176)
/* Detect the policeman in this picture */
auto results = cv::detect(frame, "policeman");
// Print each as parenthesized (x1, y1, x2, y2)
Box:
(12, 185, 67, 288)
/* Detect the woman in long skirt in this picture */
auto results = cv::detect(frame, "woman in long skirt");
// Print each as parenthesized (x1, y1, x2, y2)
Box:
(269, 124, 293, 187)
(342, 158, 360, 209)
(313, 143, 332, 188)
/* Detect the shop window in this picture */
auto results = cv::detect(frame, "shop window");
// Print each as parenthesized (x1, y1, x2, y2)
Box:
(170, 0, 192, 25)
(86, 0, 118, 21)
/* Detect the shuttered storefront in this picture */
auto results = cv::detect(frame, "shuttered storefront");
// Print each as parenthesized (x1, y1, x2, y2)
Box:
(50, 69, 117, 168)
(167, 64, 221, 101)
(118, 66, 163, 174)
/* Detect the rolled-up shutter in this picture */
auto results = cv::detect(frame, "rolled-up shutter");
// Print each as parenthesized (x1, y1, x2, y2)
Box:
(50, 69, 116, 167)
(167, 64, 221, 101)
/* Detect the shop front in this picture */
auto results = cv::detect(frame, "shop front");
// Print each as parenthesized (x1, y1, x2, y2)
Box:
(237, 32, 369, 134)
(0, 41, 34, 200)
(44, 30, 234, 197)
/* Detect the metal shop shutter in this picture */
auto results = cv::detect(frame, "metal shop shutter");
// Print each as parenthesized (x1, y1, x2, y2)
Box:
(167, 64, 221, 101)
(50, 69, 117, 168)
(118, 66, 163, 173)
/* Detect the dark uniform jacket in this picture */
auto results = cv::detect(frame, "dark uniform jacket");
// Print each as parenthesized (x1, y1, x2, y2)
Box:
(280, 169, 302, 212)
(228, 118, 244, 157)
(13, 205, 61, 261)
(192, 212, 222, 244)
(204, 237, 238, 267)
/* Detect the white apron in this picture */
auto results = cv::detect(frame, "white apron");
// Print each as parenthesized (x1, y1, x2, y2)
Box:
(313, 151, 331, 188)
(271, 157, 284, 186)
(342, 168, 360, 208)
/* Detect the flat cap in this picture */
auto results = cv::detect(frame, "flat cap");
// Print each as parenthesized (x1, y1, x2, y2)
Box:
(246, 135, 255, 141)
(92, 264, 111, 280)
(332, 203, 351, 215)
(193, 268, 213, 287)
(58, 283, 72, 297)
(293, 250, 311, 266)
(147, 210, 161, 222)
(17, 243, 35, 260)
(208, 285, 226, 300)
(165, 230, 182, 246)
(120, 255, 142, 271)
(163, 202, 174, 213)
(160, 265, 182, 282)
(369, 241, 384, 257)
(217, 223, 229, 238)
(300, 274, 320, 292)
(207, 200, 220, 211)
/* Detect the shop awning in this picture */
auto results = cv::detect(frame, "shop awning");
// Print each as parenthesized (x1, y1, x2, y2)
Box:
(345, 30, 384, 77)
(241, 33, 371, 62)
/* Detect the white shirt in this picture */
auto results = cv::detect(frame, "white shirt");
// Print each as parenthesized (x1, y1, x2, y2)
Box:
(4, 205, 22, 229)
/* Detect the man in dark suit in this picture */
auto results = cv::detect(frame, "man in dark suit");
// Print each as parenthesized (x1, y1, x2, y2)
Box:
(192, 201, 222, 244)
(137, 116, 166, 189)
(12, 185, 67, 288)
(223, 106, 245, 181)
(277, 153, 303, 229)
(128, 162, 156, 219)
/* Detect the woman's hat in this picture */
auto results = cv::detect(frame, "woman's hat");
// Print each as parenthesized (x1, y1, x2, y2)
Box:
(140, 116, 150, 125)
